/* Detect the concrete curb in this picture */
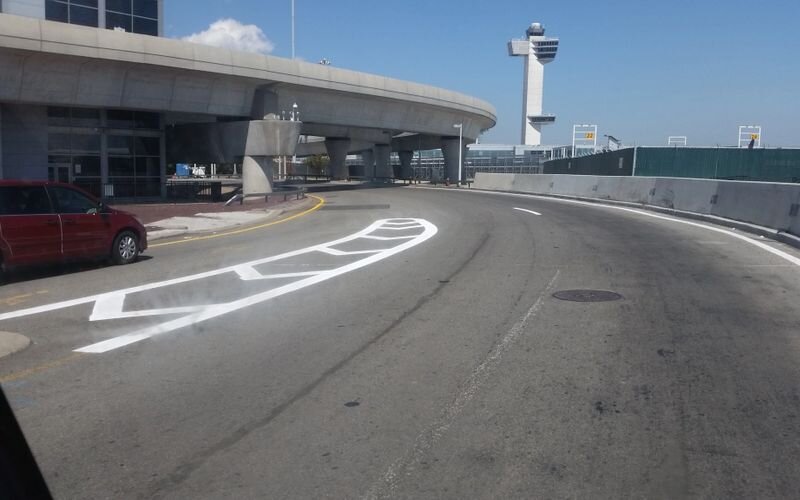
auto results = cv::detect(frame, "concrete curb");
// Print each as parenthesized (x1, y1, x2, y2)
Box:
(145, 197, 315, 242)
(0, 331, 31, 359)
(422, 186, 800, 251)
(147, 210, 278, 242)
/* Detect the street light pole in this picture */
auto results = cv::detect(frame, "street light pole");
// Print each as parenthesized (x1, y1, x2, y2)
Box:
(453, 123, 463, 185)
(291, 0, 295, 59)
(291, 103, 299, 174)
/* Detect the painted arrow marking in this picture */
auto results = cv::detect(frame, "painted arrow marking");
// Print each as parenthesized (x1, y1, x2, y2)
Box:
(0, 218, 438, 353)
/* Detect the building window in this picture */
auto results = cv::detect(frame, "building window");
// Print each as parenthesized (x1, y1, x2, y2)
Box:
(106, 0, 131, 14)
(47, 107, 162, 199)
(107, 110, 160, 130)
(45, 0, 99, 27)
(132, 16, 158, 36)
(107, 109, 162, 198)
(107, 109, 135, 129)
(106, 11, 132, 31)
(133, 0, 158, 19)
(106, 0, 159, 36)
(45, 0, 69, 22)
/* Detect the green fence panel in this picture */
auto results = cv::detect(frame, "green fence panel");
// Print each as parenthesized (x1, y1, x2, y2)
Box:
(634, 148, 800, 183)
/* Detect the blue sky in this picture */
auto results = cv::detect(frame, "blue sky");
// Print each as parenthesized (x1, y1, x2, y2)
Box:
(166, 0, 800, 147)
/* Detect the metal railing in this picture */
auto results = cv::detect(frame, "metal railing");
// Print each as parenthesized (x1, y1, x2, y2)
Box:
(279, 173, 331, 183)
(165, 180, 226, 201)
(226, 185, 307, 205)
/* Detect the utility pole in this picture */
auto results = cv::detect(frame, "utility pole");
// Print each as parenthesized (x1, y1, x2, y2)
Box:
(291, 0, 296, 59)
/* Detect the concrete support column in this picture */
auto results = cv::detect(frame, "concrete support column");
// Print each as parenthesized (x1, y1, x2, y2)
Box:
(361, 149, 375, 179)
(242, 155, 274, 197)
(398, 150, 414, 180)
(374, 144, 392, 179)
(441, 137, 467, 183)
(325, 138, 351, 180)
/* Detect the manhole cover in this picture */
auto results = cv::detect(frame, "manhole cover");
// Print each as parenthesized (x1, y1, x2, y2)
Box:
(552, 290, 623, 302)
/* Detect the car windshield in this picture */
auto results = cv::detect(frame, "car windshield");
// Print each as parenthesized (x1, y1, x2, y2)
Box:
(1, 1, 800, 499)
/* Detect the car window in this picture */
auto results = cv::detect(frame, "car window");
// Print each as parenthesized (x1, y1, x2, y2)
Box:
(48, 186, 98, 214)
(0, 186, 54, 215)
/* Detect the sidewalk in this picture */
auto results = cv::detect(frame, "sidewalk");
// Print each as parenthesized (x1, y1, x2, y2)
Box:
(112, 197, 314, 241)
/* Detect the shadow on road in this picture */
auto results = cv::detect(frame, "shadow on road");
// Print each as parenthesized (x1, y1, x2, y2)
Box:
(1, 256, 154, 287)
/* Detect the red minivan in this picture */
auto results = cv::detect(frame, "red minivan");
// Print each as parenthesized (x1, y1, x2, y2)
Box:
(0, 181, 147, 279)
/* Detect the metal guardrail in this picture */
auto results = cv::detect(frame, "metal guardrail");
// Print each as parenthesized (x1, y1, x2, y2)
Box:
(429, 179, 473, 188)
(280, 174, 331, 183)
(266, 185, 307, 202)
(226, 185, 307, 205)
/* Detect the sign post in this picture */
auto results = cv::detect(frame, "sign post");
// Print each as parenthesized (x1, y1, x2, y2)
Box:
(572, 124, 598, 157)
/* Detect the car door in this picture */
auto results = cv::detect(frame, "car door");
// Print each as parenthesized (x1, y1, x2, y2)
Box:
(0, 185, 62, 265)
(47, 185, 111, 259)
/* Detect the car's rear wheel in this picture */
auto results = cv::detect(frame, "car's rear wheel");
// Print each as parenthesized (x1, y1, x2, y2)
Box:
(112, 230, 139, 265)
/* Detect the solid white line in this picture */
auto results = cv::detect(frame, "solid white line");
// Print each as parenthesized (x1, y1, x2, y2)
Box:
(362, 270, 561, 500)
(373, 225, 424, 231)
(513, 207, 542, 216)
(233, 266, 265, 281)
(382, 220, 419, 226)
(91, 304, 208, 321)
(243, 271, 323, 280)
(89, 294, 126, 321)
(317, 248, 383, 256)
(431, 187, 800, 269)
(360, 235, 418, 241)
(74, 219, 438, 353)
(235, 268, 322, 281)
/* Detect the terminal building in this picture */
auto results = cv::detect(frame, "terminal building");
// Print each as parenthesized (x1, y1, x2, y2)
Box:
(0, 0, 165, 198)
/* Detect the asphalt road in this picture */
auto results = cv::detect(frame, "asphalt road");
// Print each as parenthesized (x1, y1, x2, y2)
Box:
(1, 186, 800, 499)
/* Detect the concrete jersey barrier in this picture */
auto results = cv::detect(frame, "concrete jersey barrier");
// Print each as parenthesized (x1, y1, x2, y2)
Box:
(473, 173, 800, 237)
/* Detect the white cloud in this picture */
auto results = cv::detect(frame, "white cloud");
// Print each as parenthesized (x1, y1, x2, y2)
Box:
(182, 18, 274, 54)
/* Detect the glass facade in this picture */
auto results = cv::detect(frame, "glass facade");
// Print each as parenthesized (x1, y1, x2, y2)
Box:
(44, 0, 159, 36)
(106, 0, 158, 36)
(47, 107, 163, 199)
(106, 110, 162, 198)
(47, 107, 102, 196)
(45, 0, 99, 27)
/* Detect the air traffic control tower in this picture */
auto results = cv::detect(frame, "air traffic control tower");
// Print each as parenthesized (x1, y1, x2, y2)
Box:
(508, 23, 559, 145)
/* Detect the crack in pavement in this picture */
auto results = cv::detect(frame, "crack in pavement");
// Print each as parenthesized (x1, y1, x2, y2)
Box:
(360, 269, 561, 500)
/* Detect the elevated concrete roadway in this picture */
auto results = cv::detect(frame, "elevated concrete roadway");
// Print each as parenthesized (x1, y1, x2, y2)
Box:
(0, 13, 495, 186)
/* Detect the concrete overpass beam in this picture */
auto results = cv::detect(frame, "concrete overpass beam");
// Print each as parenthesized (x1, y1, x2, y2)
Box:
(242, 155, 274, 197)
(441, 137, 467, 183)
(374, 144, 393, 179)
(361, 149, 375, 179)
(398, 150, 414, 180)
(325, 138, 351, 180)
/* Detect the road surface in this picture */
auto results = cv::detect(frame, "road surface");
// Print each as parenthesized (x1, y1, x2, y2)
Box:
(1, 186, 799, 499)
